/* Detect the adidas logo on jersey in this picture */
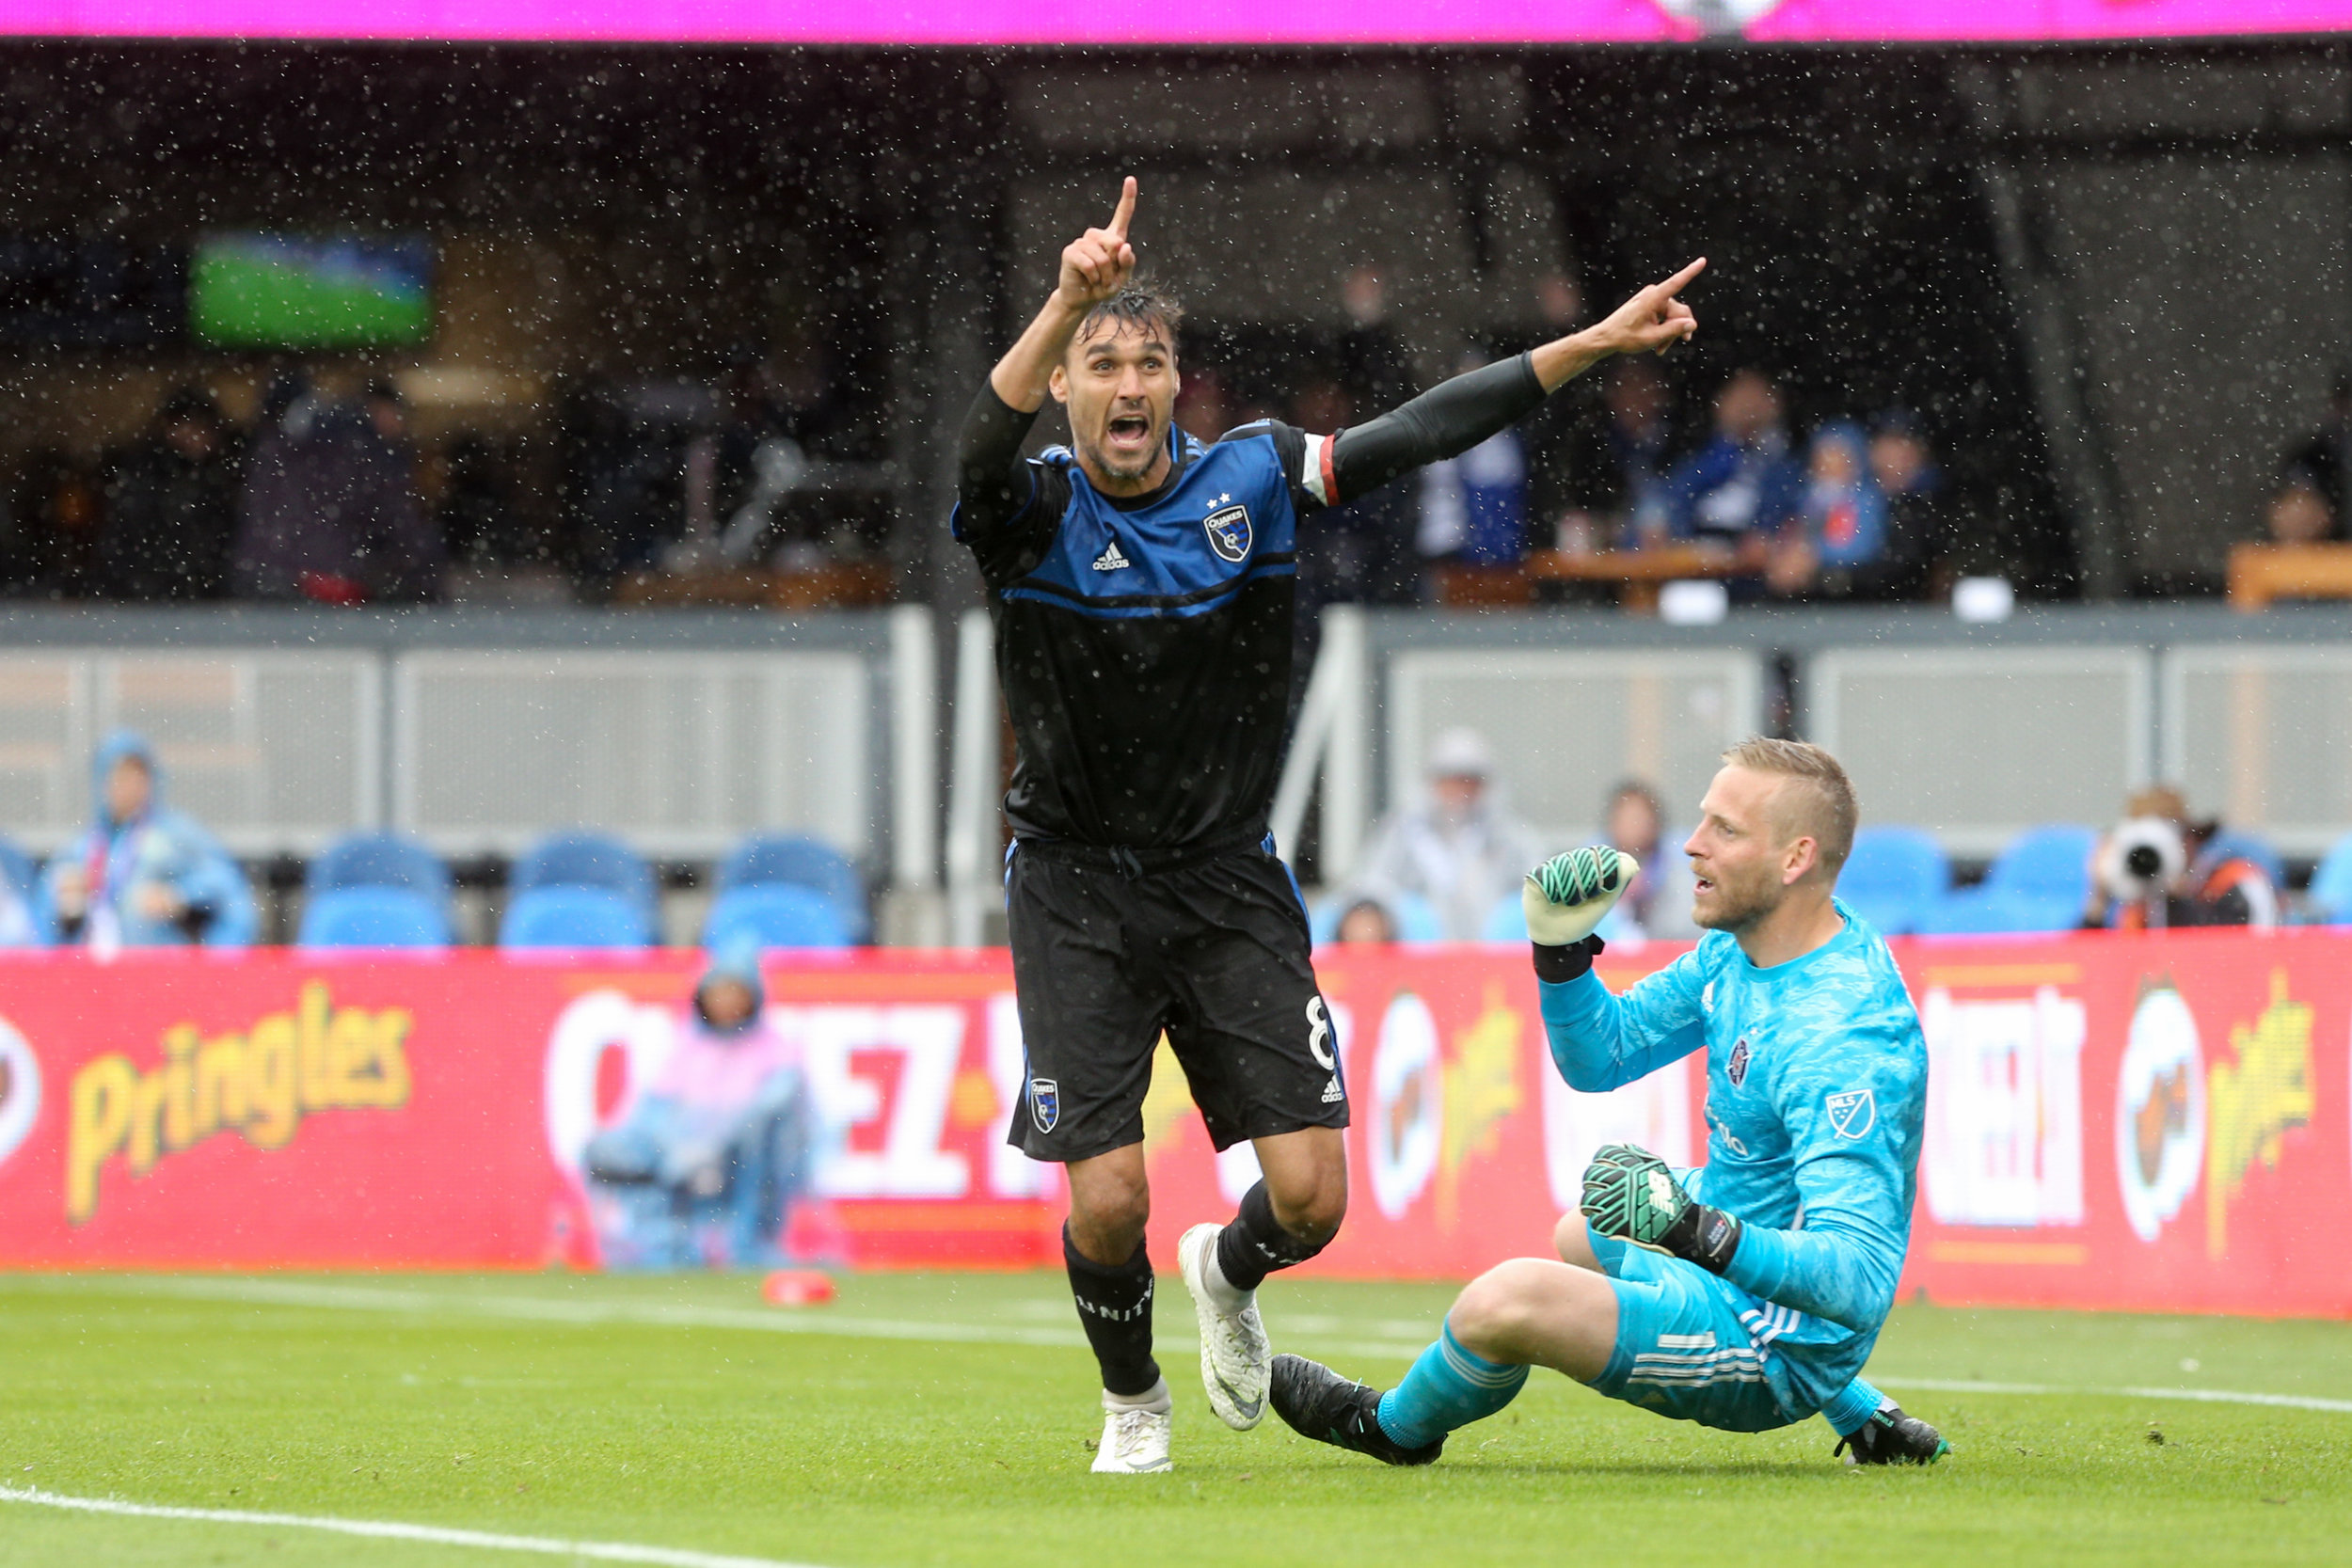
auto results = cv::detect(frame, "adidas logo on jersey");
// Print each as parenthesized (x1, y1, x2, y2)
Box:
(1091, 541, 1132, 572)
(1320, 1075, 1343, 1104)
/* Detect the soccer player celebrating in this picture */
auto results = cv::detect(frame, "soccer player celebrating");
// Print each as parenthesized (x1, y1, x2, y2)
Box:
(1270, 739, 1950, 1467)
(953, 177, 1705, 1473)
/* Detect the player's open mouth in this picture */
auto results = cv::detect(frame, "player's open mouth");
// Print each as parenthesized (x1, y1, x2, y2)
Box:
(1693, 874, 1716, 895)
(1105, 413, 1152, 450)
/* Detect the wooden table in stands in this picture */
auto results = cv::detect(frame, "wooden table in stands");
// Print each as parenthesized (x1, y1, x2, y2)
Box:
(1435, 545, 1735, 613)
(2227, 542, 2352, 610)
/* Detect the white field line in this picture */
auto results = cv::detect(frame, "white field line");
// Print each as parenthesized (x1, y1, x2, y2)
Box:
(24, 1275, 2352, 1416)
(1874, 1375, 2352, 1416)
(0, 1485, 824, 1568)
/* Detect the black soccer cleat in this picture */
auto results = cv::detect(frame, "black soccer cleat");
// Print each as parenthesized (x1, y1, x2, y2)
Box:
(1269, 1353, 1444, 1467)
(1834, 1404, 1951, 1466)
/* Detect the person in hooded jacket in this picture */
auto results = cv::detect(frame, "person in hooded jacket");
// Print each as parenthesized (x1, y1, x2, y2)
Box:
(38, 731, 256, 949)
(581, 941, 817, 1269)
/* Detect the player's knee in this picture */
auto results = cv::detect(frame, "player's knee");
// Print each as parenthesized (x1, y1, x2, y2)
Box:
(1448, 1259, 1553, 1351)
(1067, 1168, 1151, 1258)
(1265, 1160, 1347, 1244)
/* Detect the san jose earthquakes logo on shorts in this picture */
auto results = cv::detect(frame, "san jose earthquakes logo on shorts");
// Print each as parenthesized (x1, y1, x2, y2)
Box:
(1727, 1037, 1750, 1087)
(1203, 502, 1251, 563)
(1030, 1077, 1060, 1135)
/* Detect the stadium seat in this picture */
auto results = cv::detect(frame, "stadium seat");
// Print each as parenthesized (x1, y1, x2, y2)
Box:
(2308, 833, 2352, 924)
(511, 831, 657, 923)
(703, 884, 851, 951)
(500, 885, 655, 950)
(1311, 891, 1443, 945)
(1837, 826, 1950, 937)
(715, 832, 867, 942)
(2204, 827, 2285, 890)
(308, 830, 453, 903)
(298, 886, 452, 950)
(1923, 824, 2097, 936)
(0, 834, 40, 946)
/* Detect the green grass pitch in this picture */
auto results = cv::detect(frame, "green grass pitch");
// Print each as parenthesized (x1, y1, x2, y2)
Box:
(2, 1270, 2347, 1566)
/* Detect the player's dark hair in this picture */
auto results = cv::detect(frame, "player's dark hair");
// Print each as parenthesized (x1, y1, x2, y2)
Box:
(1722, 736, 1858, 878)
(1074, 284, 1184, 351)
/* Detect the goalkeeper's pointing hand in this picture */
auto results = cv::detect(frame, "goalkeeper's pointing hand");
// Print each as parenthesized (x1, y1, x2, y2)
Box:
(1579, 1143, 1742, 1275)
(1522, 847, 1640, 947)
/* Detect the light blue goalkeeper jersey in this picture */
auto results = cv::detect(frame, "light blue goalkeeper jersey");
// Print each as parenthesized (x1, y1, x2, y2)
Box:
(1538, 899, 1926, 1415)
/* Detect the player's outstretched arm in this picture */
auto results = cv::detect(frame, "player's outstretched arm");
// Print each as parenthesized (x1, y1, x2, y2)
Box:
(956, 180, 1138, 534)
(987, 177, 1137, 414)
(1522, 852, 1706, 1093)
(1321, 259, 1704, 506)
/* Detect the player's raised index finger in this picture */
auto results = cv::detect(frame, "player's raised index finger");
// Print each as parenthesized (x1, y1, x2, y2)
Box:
(1653, 257, 1707, 298)
(1106, 177, 1136, 241)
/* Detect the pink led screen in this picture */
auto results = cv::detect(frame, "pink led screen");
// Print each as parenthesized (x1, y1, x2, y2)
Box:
(0, 0, 2345, 42)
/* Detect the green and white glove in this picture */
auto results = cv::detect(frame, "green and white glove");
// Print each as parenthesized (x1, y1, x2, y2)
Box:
(1579, 1142, 1742, 1275)
(1522, 847, 1640, 947)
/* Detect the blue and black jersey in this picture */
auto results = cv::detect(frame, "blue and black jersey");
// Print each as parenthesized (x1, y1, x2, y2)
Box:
(953, 354, 1549, 851)
(954, 399, 1339, 849)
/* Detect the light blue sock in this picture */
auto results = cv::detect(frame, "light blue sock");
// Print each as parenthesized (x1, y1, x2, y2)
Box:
(1375, 1323, 1530, 1449)
(1821, 1377, 1891, 1436)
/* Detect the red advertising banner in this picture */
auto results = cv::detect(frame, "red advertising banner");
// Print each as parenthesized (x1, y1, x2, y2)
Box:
(0, 933, 2341, 1318)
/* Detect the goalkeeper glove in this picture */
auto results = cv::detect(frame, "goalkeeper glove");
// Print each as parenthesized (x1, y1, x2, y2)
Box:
(1579, 1142, 1742, 1275)
(1523, 847, 1638, 981)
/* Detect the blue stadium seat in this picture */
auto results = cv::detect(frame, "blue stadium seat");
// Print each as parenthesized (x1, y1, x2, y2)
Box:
(0, 834, 40, 946)
(715, 832, 867, 942)
(2308, 833, 2352, 924)
(309, 831, 453, 903)
(511, 831, 656, 922)
(299, 886, 452, 950)
(501, 885, 655, 950)
(1924, 824, 2097, 936)
(703, 884, 851, 951)
(2203, 827, 2285, 890)
(1311, 891, 1443, 945)
(1837, 826, 1950, 937)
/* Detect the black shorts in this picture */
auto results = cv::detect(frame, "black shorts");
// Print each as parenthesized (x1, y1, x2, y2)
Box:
(1004, 835, 1349, 1164)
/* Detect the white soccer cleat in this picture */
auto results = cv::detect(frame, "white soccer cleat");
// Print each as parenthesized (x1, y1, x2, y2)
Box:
(1091, 1403, 1173, 1474)
(1178, 1221, 1270, 1431)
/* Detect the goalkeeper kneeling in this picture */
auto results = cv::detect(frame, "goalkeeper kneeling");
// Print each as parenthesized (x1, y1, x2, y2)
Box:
(1273, 739, 1948, 1467)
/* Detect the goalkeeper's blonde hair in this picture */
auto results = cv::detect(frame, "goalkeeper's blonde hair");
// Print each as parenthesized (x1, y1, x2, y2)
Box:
(1721, 737, 1857, 879)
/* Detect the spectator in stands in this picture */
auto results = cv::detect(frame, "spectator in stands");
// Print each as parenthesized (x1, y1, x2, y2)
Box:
(38, 731, 250, 948)
(1339, 266, 1416, 413)
(98, 387, 241, 601)
(1347, 727, 1547, 942)
(2265, 471, 2339, 545)
(1331, 896, 1400, 944)
(1588, 358, 1675, 546)
(233, 373, 444, 604)
(1643, 368, 1804, 588)
(580, 940, 815, 1268)
(1867, 410, 1942, 599)
(2278, 371, 2352, 534)
(2080, 784, 2277, 931)
(1597, 779, 1698, 941)
(1418, 349, 1533, 576)
(1767, 421, 1897, 601)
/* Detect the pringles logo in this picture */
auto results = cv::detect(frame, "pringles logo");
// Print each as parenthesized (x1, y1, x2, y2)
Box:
(68, 983, 413, 1224)
(2113, 982, 2204, 1243)
(2204, 972, 2313, 1259)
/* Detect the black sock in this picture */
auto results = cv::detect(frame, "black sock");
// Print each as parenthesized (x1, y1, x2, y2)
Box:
(1063, 1226, 1161, 1397)
(1214, 1180, 1330, 1294)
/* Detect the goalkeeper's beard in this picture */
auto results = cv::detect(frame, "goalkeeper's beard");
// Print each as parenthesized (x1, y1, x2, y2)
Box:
(1692, 862, 1781, 934)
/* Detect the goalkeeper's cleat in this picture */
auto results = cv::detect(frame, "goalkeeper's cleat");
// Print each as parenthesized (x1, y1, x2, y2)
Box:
(1523, 847, 1642, 946)
(1091, 1401, 1173, 1474)
(1834, 1405, 1951, 1466)
(1269, 1354, 1443, 1467)
(1178, 1222, 1269, 1431)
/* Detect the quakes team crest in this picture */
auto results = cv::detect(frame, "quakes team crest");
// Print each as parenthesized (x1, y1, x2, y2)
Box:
(1203, 502, 1252, 563)
(1030, 1077, 1060, 1134)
